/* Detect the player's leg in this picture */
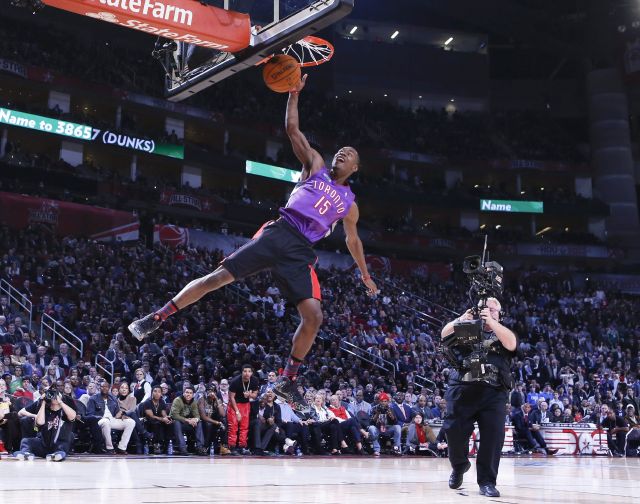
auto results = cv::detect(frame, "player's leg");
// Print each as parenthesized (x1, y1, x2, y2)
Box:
(273, 298, 322, 412)
(290, 298, 323, 367)
(272, 252, 322, 411)
(129, 222, 276, 341)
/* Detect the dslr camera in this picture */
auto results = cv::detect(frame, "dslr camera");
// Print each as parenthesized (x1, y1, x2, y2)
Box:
(44, 386, 59, 405)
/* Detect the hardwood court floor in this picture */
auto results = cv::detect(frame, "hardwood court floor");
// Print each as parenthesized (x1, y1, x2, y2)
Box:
(1, 455, 638, 503)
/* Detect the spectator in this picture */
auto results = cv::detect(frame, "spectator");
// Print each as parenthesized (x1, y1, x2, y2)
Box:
(197, 384, 226, 454)
(278, 398, 310, 455)
(116, 381, 152, 453)
(142, 385, 174, 454)
(227, 365, 259, 455)
(309, 392, 342, 455)
(600, 409, 628, 457)
(260, 371, 278, 395)
(86, 380, 135, 454)
(131, 368, 152, 404)
(412, 394, 435, 421)
(512, 403, 556, 455)
(368, 392, 401, 456)
(57, 343, 74, 372)
(141, 386, 173, 455)
(406, 413, 436, 455)
(328, 394, 363, 454)
(170, 385, 206, 456)
(253, 390, 285, 455)
(0, 378, 21, 453)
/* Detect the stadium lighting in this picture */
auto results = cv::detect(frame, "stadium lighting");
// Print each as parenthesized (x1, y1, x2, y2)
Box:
(445, 37, 454, 45)
(349, 26, 358, 35)
(391, 30, 399, 39)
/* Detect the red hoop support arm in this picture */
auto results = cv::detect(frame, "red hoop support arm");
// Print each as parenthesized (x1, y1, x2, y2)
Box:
(42, 0, 251, 52)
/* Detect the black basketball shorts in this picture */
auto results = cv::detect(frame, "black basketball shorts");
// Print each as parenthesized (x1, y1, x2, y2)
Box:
(220, 218, 321, 304)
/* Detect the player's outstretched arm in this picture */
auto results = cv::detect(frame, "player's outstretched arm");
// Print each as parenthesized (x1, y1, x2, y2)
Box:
(286, 74, 323, 180)
(343, 203, 379, 296)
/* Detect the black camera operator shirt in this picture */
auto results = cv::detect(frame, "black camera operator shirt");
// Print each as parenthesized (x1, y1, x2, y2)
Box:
(448, 329, 518, 392)
(25, 397, 77, 446)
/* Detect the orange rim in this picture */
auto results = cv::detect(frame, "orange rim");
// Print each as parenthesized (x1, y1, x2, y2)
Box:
(255, 36, 334, 67)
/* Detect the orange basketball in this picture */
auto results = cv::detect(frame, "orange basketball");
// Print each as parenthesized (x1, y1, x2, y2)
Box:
(262, 54, 301, 93)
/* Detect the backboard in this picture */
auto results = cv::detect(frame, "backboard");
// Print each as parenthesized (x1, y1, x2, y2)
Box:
(160, 0, 354, 102)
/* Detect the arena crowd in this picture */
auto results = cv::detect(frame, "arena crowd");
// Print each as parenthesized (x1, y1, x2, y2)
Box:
(1, 226, 639, 458)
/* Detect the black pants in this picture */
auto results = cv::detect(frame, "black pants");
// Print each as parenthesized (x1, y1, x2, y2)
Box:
(254, 421, 286, 451)
(338, 417, 362, 446)
(514, 426, 547, 450)
(146, 420, 173, 446)
(202, 421, 223, 449)
(607, 430, 626, 454)
(0, 413, 21, 452)
(20, 417, 37, 439)
(85, 415, 106, 451)
(443, 384, 507, 486)
(309, 419, 342, 453)
(284, 422, 310, 453)
(21, 434, 72, 458)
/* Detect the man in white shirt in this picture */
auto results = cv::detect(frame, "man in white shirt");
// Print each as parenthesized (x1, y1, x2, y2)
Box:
(278, 399, 310, 454)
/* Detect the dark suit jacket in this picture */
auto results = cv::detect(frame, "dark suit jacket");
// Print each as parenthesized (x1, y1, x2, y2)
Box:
(57, 353, 74, 370)
(261, 403, 283, 428)
(528, 409, 549, 425)
(511, 409, 531, 436)
(391, 402, 413, 425)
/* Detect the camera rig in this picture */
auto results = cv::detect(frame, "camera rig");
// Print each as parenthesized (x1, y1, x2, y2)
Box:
(440, 237, 505, 385)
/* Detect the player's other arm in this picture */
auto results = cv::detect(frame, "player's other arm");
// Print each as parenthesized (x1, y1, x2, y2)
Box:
(286, 75, 324, 180)
(343, 203, 379, 296)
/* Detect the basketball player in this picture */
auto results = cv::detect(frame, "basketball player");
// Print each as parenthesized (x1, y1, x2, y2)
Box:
(129, 74, 378, 412)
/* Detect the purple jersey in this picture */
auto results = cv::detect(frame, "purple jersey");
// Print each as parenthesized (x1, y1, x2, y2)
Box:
(279, 166, 355, 244)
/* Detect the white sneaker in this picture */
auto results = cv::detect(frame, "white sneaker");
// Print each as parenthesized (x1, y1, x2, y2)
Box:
(13, 451, 35, 461)
(46, 451, 66, 462)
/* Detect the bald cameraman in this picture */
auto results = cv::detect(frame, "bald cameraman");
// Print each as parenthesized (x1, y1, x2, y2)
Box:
(441, 297, 517, 498)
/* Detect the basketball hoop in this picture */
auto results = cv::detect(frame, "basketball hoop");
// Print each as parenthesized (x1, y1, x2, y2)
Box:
(284, 36, 334, 67)
(256, 36, 334, 67)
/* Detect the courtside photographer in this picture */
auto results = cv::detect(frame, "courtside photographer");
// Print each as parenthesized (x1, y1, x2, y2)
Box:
(440, 254, 517, 498)
(13, 385, 77, 461)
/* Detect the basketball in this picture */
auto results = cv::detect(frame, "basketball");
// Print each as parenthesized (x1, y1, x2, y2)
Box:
(262, 54, 301, 93)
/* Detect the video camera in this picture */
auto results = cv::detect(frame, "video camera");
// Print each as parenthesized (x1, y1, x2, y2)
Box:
(462, 255, 504, 310)
(440, 240, 505, 385)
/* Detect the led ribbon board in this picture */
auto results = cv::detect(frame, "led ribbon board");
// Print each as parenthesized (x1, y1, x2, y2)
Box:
(480, 199, 543, 214)
(246, 160, 301, 183)
(0, 107, 183, 159)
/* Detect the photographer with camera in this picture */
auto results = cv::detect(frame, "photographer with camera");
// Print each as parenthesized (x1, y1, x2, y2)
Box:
(441, 295, 517, 498)
(367, 392, 401, 456)
(13, 386, 76, 461)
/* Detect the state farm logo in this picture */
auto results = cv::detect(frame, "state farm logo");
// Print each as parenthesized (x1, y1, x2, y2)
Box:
(97, 0, 193, 26)
(86, 11, 119, 22)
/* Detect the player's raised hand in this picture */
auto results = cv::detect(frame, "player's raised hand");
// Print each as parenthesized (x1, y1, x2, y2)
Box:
(290, 73, 308, 94)
(363, 276, 379, 297)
